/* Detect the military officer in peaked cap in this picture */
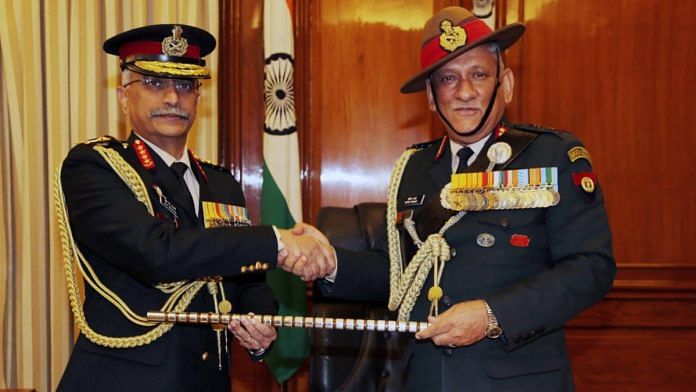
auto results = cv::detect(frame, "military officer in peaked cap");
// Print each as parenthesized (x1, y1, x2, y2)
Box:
(298, 6, 615, 391)
(56, 24, 334, 391)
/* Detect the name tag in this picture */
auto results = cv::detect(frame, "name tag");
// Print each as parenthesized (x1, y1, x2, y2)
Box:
(404, 195, 425, 207)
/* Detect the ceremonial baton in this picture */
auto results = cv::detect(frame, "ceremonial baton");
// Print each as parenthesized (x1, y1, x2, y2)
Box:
(147, 311, 430, 333)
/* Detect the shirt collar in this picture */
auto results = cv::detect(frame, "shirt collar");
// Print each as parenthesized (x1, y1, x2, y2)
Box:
(449, 133, 491, 171)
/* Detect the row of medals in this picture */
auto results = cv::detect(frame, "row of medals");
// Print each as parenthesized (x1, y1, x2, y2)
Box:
(441, 142, 561, 211)
(442, 184, 560, 211)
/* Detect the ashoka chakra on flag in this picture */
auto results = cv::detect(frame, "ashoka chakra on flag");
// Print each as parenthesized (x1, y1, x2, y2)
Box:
(264, 52, 296, 135)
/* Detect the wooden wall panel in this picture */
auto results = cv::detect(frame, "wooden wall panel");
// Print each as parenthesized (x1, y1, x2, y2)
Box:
(307, 0, 438, 220)
(503, 0, 696, 265)
(501, 0, 696, 390)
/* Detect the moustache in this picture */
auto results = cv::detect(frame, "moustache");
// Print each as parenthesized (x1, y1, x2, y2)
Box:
(150, 107, 190, 120)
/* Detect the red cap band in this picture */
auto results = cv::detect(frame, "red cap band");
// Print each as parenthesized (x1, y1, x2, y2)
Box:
(118, 41, 201, 60)
(420, 18, 493, 69)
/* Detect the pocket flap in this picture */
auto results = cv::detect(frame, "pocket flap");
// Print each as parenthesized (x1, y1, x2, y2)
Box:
(482, 342, 562, 379)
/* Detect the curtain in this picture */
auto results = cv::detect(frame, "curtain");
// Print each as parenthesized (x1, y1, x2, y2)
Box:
(0, 1, 219, 390)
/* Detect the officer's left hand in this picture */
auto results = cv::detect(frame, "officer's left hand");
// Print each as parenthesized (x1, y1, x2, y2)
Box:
(415, 300, 487, 347)
(228, 312, 277, 351)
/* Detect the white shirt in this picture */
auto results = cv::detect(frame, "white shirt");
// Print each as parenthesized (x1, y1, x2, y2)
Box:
(136, 134, 200, 216)
(449, 134, 491, 173)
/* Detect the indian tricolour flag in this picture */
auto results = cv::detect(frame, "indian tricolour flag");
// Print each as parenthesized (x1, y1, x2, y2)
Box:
(261, 0, 309, 383)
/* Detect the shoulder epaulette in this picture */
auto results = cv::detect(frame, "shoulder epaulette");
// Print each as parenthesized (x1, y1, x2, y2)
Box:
(196, 158, 228, 172)
(513, 123, 569, 137)
(408, 138, 442, 151)
(82, 135, 123, 147)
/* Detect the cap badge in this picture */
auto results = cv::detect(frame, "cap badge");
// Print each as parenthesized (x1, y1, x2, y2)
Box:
(162, 25, 188, 56)
(439, 19, 467, 52)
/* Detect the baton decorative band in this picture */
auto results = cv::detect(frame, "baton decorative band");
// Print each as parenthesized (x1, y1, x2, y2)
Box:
(146, 311, 431, 333)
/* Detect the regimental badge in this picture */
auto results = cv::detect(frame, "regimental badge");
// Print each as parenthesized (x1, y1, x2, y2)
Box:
(202, 201, 251, 228)
(439, 19, 467, 52)
(162, 25, 188, 57)
(571, 171, 598, 200)
(567, 146, 592, 164)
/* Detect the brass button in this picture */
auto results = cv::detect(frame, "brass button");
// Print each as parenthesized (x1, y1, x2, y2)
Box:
(201, 352, 209, 361)
(255, 261, 262, 269)
(248, 265, 256, 272)
(241, 266, 248, 273)
(261, 262, 269, 270)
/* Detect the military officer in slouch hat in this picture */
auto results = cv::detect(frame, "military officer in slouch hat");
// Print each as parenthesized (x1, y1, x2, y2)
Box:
(56, 24, 333, 392)
(304, 6, 615, 391)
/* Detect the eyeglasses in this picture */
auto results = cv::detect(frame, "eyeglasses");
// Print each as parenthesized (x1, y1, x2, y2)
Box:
(123, 77, 201, 95)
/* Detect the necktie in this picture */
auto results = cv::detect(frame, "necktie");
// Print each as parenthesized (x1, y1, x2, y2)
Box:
(456, 147, 474, 173)
(170, 162, 195, 211)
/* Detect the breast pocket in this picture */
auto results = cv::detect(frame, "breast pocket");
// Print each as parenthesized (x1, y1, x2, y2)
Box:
(472, 209, 548, 266)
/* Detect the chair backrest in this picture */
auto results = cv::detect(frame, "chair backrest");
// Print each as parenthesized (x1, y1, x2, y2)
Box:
(310, 203, 408, 392)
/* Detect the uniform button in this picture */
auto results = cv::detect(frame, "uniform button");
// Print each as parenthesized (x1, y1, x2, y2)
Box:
(443, 348, 453, 357)
(241, 266, 248, 273)
(201, 352, 209, 361)
(441, 296, 452, 307)
(450, 248, 457, 258)
(522, 332, 531, 340)
(248, 265, 256, 272)
(500, 218, 510, 228)
(262, 262, 269, 270)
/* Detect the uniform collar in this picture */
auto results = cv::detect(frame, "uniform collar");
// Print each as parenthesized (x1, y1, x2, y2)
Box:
(134, 132, 191, 169)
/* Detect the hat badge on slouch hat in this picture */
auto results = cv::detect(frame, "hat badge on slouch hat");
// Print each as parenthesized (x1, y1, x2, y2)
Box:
(401, 6, 526, 93)
(103, 23, 216, 79)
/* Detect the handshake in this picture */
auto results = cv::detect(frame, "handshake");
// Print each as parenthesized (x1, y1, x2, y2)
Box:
(276, 224, 336, 282)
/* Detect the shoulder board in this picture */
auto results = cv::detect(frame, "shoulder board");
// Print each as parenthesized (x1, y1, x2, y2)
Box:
(408, 138, 442, 151)
(512, 123, 569, 137)
(197, 158, 229, 172)
(82, 135, 123, 147)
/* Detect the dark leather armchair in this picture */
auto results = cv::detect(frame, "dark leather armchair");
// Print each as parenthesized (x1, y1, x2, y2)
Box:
(310, 203, 408, 392)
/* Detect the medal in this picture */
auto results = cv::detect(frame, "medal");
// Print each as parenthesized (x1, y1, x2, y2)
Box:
(486, 142, 512, 165)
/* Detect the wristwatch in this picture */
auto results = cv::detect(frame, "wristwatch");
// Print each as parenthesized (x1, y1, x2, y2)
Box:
(482, 300, 503, 339)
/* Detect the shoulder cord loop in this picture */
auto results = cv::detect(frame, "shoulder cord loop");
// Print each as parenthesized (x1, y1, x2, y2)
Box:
(386, 149, 478, 321)
(54, 145, 207, 348)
